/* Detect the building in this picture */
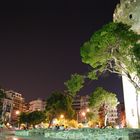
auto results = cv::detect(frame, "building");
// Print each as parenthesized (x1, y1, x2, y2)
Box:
(72, 95, 89, 111)
(22, 102, 29, 113)
(5, 90, 25, 122)
(72, 95, 89, 122)
(29, 99, 46, 112)
(117, 103, 126, 127)
(107, 108, 118, 125)
(1, 92, 13, 123)
(113, 0, 140, 128)
(98, 106, 118, 126)
(113, 0, 140, 33)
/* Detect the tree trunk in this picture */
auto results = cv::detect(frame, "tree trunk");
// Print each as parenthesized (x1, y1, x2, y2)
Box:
(48, 118, 53, 128)
(104, 113, 108, 126)
(33, 124, 35, 129)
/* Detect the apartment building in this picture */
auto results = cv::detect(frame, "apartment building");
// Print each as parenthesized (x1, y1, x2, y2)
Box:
(29, 99, 46, 112)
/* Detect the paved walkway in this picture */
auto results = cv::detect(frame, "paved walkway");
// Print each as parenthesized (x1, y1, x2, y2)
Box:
(1, 135, 66, 140)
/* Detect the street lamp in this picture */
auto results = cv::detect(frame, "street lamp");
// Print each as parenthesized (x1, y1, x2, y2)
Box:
(60, 114, 64, 119)
(60, 114, 65, 125)
(15, 110, 20, 129)
(81, 112, 86, 117)
(15, 110, 20, 115)
(86, 108, 90, 112)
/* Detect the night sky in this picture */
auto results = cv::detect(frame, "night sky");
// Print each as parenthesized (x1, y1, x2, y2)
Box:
(0, 0, 123, 102)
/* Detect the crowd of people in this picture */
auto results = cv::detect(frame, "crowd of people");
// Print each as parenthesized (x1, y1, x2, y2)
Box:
(52, 124, 69, 131)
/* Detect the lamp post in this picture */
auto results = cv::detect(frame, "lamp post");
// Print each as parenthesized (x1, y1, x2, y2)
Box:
(60, 114, 65, 125)
(81, 108, 90, 123)
(15, 110, 20, 129)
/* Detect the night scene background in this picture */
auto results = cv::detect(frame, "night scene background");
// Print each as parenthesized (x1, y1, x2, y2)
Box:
(0, 0, 123, 102)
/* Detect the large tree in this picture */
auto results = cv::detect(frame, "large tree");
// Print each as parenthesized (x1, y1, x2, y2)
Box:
(80, 22, 140, 127)
(46, 91, 74, 128)
(81, 22, 140, 88)
(89, 87, 119, 126)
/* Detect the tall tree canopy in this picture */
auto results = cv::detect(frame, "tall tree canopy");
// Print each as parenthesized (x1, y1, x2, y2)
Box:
(64, 73, 85, 97)
(89, 87, 119, 126)
(81, 22, 140, 90)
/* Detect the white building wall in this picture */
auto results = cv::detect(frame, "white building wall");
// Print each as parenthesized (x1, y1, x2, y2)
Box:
(122, 73, 139, 128)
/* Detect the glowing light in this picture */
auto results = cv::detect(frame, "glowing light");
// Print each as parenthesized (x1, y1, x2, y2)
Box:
(60, 114, 64, 119)
(52, 118, 58, 124)
(13, 137, 18, 140)
(81, 112, 86, 117)
(6, 123, 10, 126)
(86, 108, 90, 112)
(15, 110, 20, 115)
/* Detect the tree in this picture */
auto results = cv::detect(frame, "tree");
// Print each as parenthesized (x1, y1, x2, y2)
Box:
(89, 87, 119, 126)
(80, 22, 140, 126)
(19, 111, 46, 128)
(86, 110, 99, 121)
(19, 112, 29, 128)
(28, 111, 46, 127)
(0, 89, 5, 123)
(64, 73, 85, 97)
(46, 91, 74, 128)
(81, 22, 140, 87)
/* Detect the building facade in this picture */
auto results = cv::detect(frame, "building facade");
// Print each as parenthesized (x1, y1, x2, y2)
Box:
(5, 90, 25, 122)
(117, 103, 126, 128)
(72, 95, 89, 111)
(72, 95, 89, 122)
(1, 93, 13, 123)
(29, 99, 46, 112)
(113, 0, 140, 128)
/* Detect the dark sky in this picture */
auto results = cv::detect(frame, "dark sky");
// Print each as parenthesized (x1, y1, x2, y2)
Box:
(0, 0, 123, 102)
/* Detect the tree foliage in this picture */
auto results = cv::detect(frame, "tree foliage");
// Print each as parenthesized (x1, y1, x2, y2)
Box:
(89, 87, 119, 126)
(46, 91, 75, 127)
(89, 87, 118, 108)
(28, 111, 46, 126)
(64, 73, 85, 96)
(81, 22, 140, 89)
(19, 112, 29, 124)
(0, 89, 5, 123)
(19, 111, 46, 127)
